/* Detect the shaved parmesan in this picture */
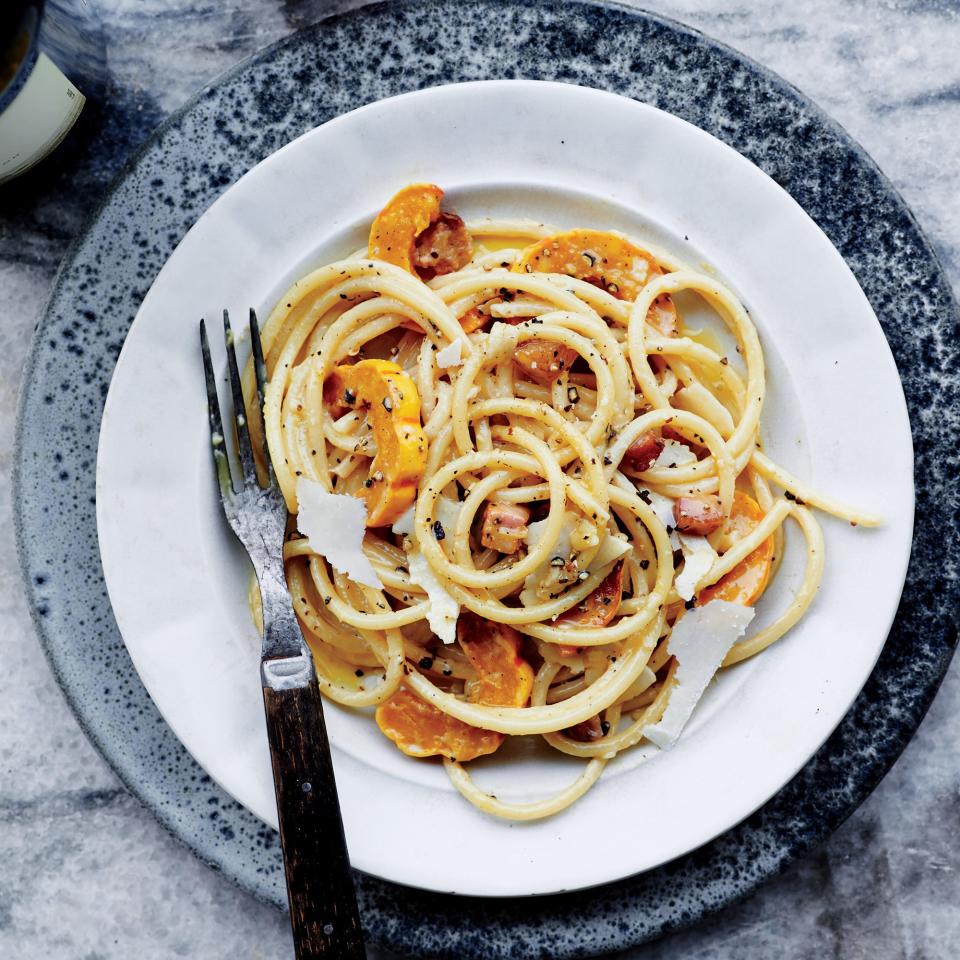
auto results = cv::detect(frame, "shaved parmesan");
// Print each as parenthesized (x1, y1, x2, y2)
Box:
(533, 512, 576, 555)
(571, 517, 601, 554)
(643, 600, 754, 749)
(521, 512, 575, 607)
(296, 478, 383, 590)
(394, 497, 460, 549)
(674, 533, 718, 601)
(407, 549, 460, 644)
(638, 487, 680, 549)
(429, 496, 462, 560)
(587, 532, 632, 573)
(435, 339, 463, 369)
(391, 505, 416, 536)
(654, 439, 697, 468)
(434, 496, 461, 539)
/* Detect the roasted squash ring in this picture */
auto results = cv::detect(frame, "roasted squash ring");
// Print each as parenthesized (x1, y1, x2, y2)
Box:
(457, 612, 535, 708)
(368, 182, 444, 272)
(374, 613, 534, 762)
(698, 491, 774, 606)
(515, 228, 678, 335)
(329, 359, 428, 527)
(375, 687, 504, 761)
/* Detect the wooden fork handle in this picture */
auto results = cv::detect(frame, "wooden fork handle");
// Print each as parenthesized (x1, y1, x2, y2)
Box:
(262, 657, 366, 959)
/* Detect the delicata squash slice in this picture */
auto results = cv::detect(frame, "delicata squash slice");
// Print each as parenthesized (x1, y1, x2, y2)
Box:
(368, 183, 444, 272)
(375, 614, 534, 762)
(698, 491, 774, 606)
(368, 182, 475, 332)
(374, 687, 504, 762)
(325, 359, 428, 527)
(457, 612, 535, 708)
(368, 182, 473, 279)
(515, 228, 678, 335)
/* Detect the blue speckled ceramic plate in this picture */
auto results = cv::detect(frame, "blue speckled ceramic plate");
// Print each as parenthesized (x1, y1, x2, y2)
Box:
(14, 1, 960, 957)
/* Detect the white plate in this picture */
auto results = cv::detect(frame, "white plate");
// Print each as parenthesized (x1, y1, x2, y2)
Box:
(96, 80, 913, 897)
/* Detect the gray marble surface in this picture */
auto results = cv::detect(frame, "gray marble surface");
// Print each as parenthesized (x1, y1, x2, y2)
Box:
(1, 1, 958, 958)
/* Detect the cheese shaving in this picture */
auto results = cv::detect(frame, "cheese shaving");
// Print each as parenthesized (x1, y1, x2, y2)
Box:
(393, 498, 459, 548)
(434, 496, 461, 538)
(643, 600, 755, 749)
(654, 438, 698, 468)
(295, 478, 383, 589)
(521, 512, 575, 607)
(391, 505, 416, 536)
(638, 487, 680, 549)
(435, 339, 463, 369)
(429, 495, 461, 560)
(674, 533, 718, 601)
(407, 549, 460, 644)
(587, 533, 632, 573)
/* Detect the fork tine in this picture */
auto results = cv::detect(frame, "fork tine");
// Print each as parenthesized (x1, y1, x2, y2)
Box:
(248, 308, 272, 481)
(249, 308, 268, 410)
(223, 308, 256, 488)
(200, 319, 235, 501)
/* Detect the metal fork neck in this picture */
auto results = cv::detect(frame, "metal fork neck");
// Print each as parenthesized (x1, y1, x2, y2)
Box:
(262, 652, 315, 691)
(260, 573, 308, 662)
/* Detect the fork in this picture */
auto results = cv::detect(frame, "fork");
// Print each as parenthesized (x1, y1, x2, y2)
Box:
(200, 309, 366, 960)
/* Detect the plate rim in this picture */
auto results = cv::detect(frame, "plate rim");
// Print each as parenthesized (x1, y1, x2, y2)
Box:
(13, 0, 959, 956)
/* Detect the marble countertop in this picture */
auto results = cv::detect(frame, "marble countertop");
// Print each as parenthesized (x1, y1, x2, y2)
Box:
(1, 1, 958, 958)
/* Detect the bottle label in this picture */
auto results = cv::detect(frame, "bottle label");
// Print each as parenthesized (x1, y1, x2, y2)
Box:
(0, 52, 85, 184)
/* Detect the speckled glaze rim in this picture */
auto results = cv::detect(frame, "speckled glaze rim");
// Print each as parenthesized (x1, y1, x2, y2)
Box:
(13, 2, 960, 958)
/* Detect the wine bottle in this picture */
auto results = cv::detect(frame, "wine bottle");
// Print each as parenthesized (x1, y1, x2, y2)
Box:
(0, 0, 106, 185)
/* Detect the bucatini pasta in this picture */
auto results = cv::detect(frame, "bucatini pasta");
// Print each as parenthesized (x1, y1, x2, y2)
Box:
(246, 183, 878, 821)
